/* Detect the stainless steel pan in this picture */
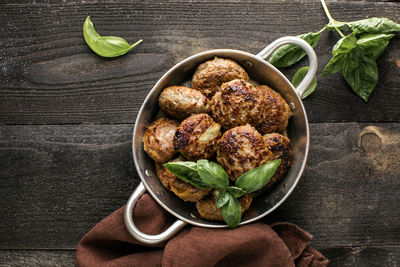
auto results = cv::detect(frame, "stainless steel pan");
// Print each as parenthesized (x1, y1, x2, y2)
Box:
(124, 37, 317, 244)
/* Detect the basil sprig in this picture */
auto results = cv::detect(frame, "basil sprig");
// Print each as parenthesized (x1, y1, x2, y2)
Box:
(292, 67, 317, 99)
(83, 16, 142, 58)
(164, 159, 281, 228)
(268, 0, 400, 102)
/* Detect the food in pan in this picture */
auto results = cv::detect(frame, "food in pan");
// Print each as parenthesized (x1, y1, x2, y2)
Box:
(158, 86, 210, 120)
(174, 113, 221, 160)
(196, 190, 252, 221)
(156, 157, 210, 202)
(192, 57, 249, 97)
(143, 57, 293, 227)
(216, 124, 274, 181)
(256, 85, 292, 134)
(262, 133, 293, 190)
(211, 79, 265, 129)
(142, 117, 179, 163)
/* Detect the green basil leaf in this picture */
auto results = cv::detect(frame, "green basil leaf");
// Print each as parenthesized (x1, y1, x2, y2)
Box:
(268, 32, 321, 68)
(326, 20, 346, 31)
(83, 16, 142, 58)
(292, 66, 317, 99)
(321, 53, 345, 76)
(221, 194, 242, 228)
(347, 17, 400, 34)
(332, 32, 357, 55)
(164, 161, 209, 189)
(226, 186, 246, 198)
(216, 190, 230, 208)
(341, 49, 378, 102)
(356, 33, 395, 60)
(235, 159, 281, 193)
(196, 159, 229, 189)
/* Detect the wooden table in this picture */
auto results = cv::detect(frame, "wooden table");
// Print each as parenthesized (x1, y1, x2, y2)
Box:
(1, 0, 399, 266)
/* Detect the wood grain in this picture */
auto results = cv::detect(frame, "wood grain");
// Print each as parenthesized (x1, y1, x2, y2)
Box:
(0, 247, 399, 267)
(0, 122, 399, 250)
(1, 1, 400, 124)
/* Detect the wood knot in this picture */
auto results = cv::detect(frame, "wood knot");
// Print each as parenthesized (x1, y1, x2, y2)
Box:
(358, 126, 382, 154)
(396, 57, 400, 69)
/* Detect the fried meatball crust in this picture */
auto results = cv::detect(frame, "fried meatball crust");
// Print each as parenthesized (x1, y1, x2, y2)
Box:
(256, 85, 292, 134)
(262, 133, 292, 190)
(192, 57, 249, 97)
(143, 117, 179, 163)
(156, 158, 210, 202)
(158, 86, 210, 120)
(174, 113, 221, 160)
(196, 190, 252, 221)
(211, 79, 265, 130)
(217, 124, 274, 181)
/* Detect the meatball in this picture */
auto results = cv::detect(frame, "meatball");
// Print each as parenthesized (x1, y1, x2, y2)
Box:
(217, 124, 274, 181)
(196, 190, 252, 221)
(143, 117, 179, 163)
(158, 86, 210, 120)
(174, 114, 221, 160)
(262, 133, 293, 190)
(211, 79, 265, 129)
(192, 57, 249, 97)
(256, 85, 292, 134)
(156, 158, 210, 202)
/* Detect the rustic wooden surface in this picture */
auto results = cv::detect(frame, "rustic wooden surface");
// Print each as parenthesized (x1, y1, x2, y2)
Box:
(1, 0, 400, 266)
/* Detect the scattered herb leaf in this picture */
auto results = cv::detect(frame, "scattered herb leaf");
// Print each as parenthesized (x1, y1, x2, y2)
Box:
(83, 16, 142, 58)
(292, 67, 317, 99)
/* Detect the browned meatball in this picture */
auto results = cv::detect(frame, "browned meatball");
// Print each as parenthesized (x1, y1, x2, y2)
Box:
(262, 133, 292, 190)
(156, 158, 210, 202)
(217, 124, 274, 181)
(143, 117, 179, 163)
(211, 79, 265, 130)
(158, 86, 210, 120)
(174, 114, 221, 160)
(256, 85, 292, 134)
(196, 190, 252, 221)
(192, 57, 249, 97)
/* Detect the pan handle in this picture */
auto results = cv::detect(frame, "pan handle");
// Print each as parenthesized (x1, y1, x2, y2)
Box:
(257, 36, 318, 98)
(124, 182, 187, 244)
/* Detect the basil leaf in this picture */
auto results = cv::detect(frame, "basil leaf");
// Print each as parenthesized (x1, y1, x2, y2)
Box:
(268, 31, 321, 68)
(235, 159, 281, 193)
(292, 67, 317, 99)
(332, 32, 357, 55)
(196, 159, 229, 189)
(216, 190, 230, 208)
(356, 33, 395, 60)
(164, 162, 209, 189)
(347, 17, 400, 34)
(83, 16, 142, 58)
(341, 49, 378, 102)
(221, 194, 242, 228)
(326, 20, 346, 31)
(321, 53, 345, 76)
(226, 186, 246, 198)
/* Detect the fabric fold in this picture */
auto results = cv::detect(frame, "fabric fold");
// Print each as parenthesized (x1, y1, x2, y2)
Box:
(77, 194, 328, 267)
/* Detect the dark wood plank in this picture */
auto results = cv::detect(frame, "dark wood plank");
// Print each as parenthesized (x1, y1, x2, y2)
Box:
(1, 1, 399, 124)
(1, 246, 399, 266)
(0, 250, 75, 267)
(0, 122, 399, 250)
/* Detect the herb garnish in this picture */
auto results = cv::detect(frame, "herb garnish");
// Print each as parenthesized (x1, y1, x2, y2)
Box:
(269, 0, 399, 102)
(83, 16, 142, 58)
(164, 159, 281, 228)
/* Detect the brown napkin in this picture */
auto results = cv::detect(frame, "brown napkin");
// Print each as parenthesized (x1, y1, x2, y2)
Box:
(76, 194, 328, 267)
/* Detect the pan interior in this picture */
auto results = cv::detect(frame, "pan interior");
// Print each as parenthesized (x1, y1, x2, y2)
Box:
(133, 50, 309, 228)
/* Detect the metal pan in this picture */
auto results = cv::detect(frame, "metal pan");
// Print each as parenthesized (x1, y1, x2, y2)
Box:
(124, 36, 317, 244)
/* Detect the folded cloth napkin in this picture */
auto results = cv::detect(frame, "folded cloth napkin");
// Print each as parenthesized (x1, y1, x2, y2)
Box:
(76, 194, 328, 267)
